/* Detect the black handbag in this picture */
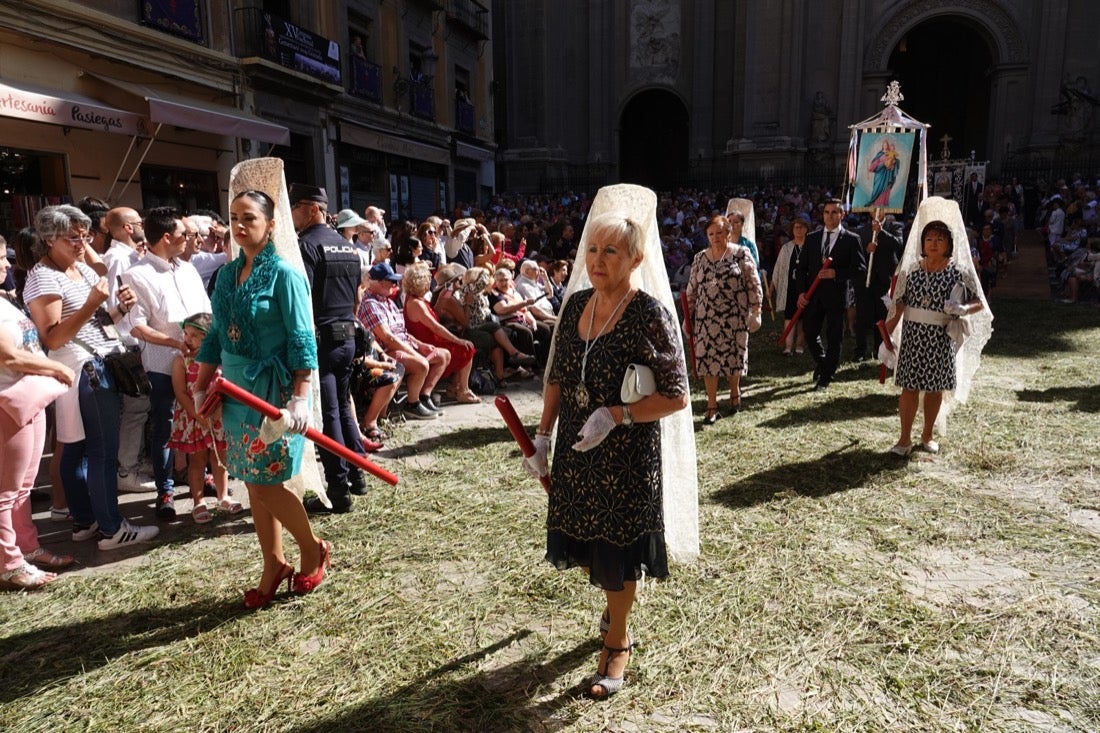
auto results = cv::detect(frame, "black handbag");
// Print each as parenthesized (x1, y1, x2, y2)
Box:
(103, 346, 152, 397)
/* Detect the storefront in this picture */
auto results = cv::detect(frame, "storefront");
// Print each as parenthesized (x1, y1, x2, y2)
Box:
(0, 77, 146, 234)
(337, 121, 449, 222)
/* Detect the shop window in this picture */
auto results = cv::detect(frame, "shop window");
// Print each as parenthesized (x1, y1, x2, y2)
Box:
(0, 146, 69, 235)
(139, 165, 219, 214)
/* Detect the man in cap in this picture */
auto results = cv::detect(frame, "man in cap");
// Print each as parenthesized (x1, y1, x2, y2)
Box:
(357, 262, 450, 421)
(291, 184, 379, 514)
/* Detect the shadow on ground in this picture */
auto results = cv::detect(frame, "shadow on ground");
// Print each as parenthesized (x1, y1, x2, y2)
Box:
(713, 443, 908, 508)
(1017, 384, 1100, 413)
(0, 597, 255, 703)
(290, 631, 595, 733)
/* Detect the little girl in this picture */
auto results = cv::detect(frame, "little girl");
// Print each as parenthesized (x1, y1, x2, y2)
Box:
(168, 313, 242, 523)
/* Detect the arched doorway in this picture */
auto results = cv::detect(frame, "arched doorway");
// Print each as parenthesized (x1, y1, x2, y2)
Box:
(619, 89, 688, 188)
(888, 17, 994, 158)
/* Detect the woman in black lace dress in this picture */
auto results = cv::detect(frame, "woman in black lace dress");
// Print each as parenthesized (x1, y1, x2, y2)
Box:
(524, 212, 689, 699)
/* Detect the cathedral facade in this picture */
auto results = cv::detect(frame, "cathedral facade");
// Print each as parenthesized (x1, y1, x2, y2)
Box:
(492, 0, 1100, 192)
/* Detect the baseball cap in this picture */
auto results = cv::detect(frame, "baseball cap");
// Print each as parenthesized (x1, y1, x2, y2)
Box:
(289, 183, 328, 206)
(368, 262, 401, 282)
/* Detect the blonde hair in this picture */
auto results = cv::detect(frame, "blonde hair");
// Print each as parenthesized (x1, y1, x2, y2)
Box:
(582, 212, 645, 259)
(402, 262, 433, 297)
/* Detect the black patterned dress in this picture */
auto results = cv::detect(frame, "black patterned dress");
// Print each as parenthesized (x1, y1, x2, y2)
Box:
(686, 246, 762, 376)
(546, 289, 688, 591)
(895, 262, 978, 392)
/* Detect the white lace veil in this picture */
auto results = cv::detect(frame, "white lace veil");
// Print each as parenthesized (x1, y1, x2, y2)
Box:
(725, 197, 757, 246)
(227, 157, 327, 503)
(546, 184, 700, 563)
(890, 196, 993, 432)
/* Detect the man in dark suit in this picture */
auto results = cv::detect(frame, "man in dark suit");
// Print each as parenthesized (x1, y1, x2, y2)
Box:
(796, 199, 866, 390)
(853, 213, 904, 361)
(963, 172, 984, 227)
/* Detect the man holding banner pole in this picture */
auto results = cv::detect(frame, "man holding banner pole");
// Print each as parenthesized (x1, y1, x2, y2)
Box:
(853, 212, 904, 362)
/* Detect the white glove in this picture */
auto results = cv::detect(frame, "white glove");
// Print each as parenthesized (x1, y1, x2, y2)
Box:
(943, 300, 968, 317)
(881, 294, 893, 309)
(878, 342, 896, 370)
(522, 434, 551, 478)
(572, 407, 617, 452)
(193, 390, 207, 414)
(747, 312, 762, 333)
(284, 395, 311, 434)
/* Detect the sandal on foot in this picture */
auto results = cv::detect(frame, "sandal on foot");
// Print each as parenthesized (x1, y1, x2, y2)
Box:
(23, 547, 74, 570)
(192, 502, 214, 524)
(703, 407, 720, 425)
(455, 390, 481, 404)
(363, 426, 388, 442)
(919, 440, 940, 454)
(589, 641, 636, 700)
(889, 442, 913, 456)
(218, 498, 245, 515)
(0, 563, 57, 591)
(598, 607, 610, 638)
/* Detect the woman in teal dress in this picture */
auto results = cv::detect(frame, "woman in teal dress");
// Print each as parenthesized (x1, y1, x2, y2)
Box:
(195, 189, 329, 609)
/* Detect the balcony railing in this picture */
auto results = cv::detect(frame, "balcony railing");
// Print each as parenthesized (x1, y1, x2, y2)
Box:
(234, 8, 341, 85)
(455, 98, 475, 134)
(350, 56, 383, 103)
(410, 78, 435, 120)
(446, 0, 489, 40)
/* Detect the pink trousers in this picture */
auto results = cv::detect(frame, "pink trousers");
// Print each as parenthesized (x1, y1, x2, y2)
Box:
(0, 410, 47, 571)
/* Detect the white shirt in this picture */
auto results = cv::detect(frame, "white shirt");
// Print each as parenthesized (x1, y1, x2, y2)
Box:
(122, 252, 210, 375)
(189, 251, 227, 289)
(514, 274, 553, 315)
(102, 239, 141, 309)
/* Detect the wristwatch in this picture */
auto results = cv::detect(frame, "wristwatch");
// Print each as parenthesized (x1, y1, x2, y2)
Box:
(620, 404, 634, 427)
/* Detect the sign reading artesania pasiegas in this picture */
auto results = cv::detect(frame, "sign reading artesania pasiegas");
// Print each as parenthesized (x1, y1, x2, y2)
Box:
(0, 80, 146, 135)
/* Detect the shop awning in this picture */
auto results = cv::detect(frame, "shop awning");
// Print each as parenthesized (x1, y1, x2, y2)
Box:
(0, 77, 146, 135)
(339, 121, 450, 166)
(83, 73, 290, 145)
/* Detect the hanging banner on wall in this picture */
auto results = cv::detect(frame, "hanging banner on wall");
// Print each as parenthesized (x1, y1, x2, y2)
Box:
(845, 81, 929, 216)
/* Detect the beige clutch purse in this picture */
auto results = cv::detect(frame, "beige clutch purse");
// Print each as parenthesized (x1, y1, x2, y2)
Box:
(620, 363, 656, 404)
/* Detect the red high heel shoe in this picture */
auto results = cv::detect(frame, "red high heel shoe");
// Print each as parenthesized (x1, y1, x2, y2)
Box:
(243, 562, 294, 609)
(293, 539, 331, 594)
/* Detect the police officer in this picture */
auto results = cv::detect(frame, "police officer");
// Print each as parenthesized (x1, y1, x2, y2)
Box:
(290, 184, 376, 513)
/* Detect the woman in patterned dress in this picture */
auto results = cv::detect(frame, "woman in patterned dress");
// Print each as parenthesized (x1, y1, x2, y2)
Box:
(523, 212, 689, 699)
(684, 215, 763, 424)
(194, 190, 327, 608)
(884, 219, 984, 455)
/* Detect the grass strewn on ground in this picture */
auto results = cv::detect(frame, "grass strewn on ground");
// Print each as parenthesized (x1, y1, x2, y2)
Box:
(1, 297, 1098, 732)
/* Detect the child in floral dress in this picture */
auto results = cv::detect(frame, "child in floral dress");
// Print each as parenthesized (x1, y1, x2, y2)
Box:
(168, 313, 242, 523)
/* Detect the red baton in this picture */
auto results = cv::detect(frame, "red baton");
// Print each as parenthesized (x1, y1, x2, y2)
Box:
(494, 394, 550, 493)
(200, 375, 399, 486)
(778, 256, 833, 347)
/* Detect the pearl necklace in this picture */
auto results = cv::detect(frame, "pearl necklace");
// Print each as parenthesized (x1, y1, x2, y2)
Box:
(576, 288, 632, 408)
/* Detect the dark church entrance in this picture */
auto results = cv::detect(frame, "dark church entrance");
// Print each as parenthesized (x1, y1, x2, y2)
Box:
(619, 89, 688, 188)
(888, 17, 993, 158)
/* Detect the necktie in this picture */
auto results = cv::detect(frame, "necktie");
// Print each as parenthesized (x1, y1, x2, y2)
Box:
(822, 231, 833, 259)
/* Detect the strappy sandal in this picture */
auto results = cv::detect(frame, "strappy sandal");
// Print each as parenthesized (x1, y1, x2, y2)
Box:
(218, 498, 245, 515)
(23, 547, 74, 570)
(363, 425, 389, 442)
(589, 640, 636, 700)
(192, 502, 214, 524)
(0, 563, 57, 591)
(598, 607, 610, 638)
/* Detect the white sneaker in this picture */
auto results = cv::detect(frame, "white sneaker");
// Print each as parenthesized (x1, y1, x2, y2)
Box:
(72, 521, 100, 541)
(97, 520, 159, 550)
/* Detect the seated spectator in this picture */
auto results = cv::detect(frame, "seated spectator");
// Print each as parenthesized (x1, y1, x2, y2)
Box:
(489, 267, 552, 368)
(452, 266, 536, 383)
(402, 263, 479, 404)
(416, 221, 443, 270)
(357, 262, 449, 420)
(1060, 237, 1100, 303)
(513, 259, 557, 325)
(546, 259, 569, 313)
(352, 335, 403, 444)
(392, 236, 423, 275)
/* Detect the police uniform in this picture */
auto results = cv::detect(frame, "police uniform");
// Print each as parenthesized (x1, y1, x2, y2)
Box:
(299, 220, 367, 508)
